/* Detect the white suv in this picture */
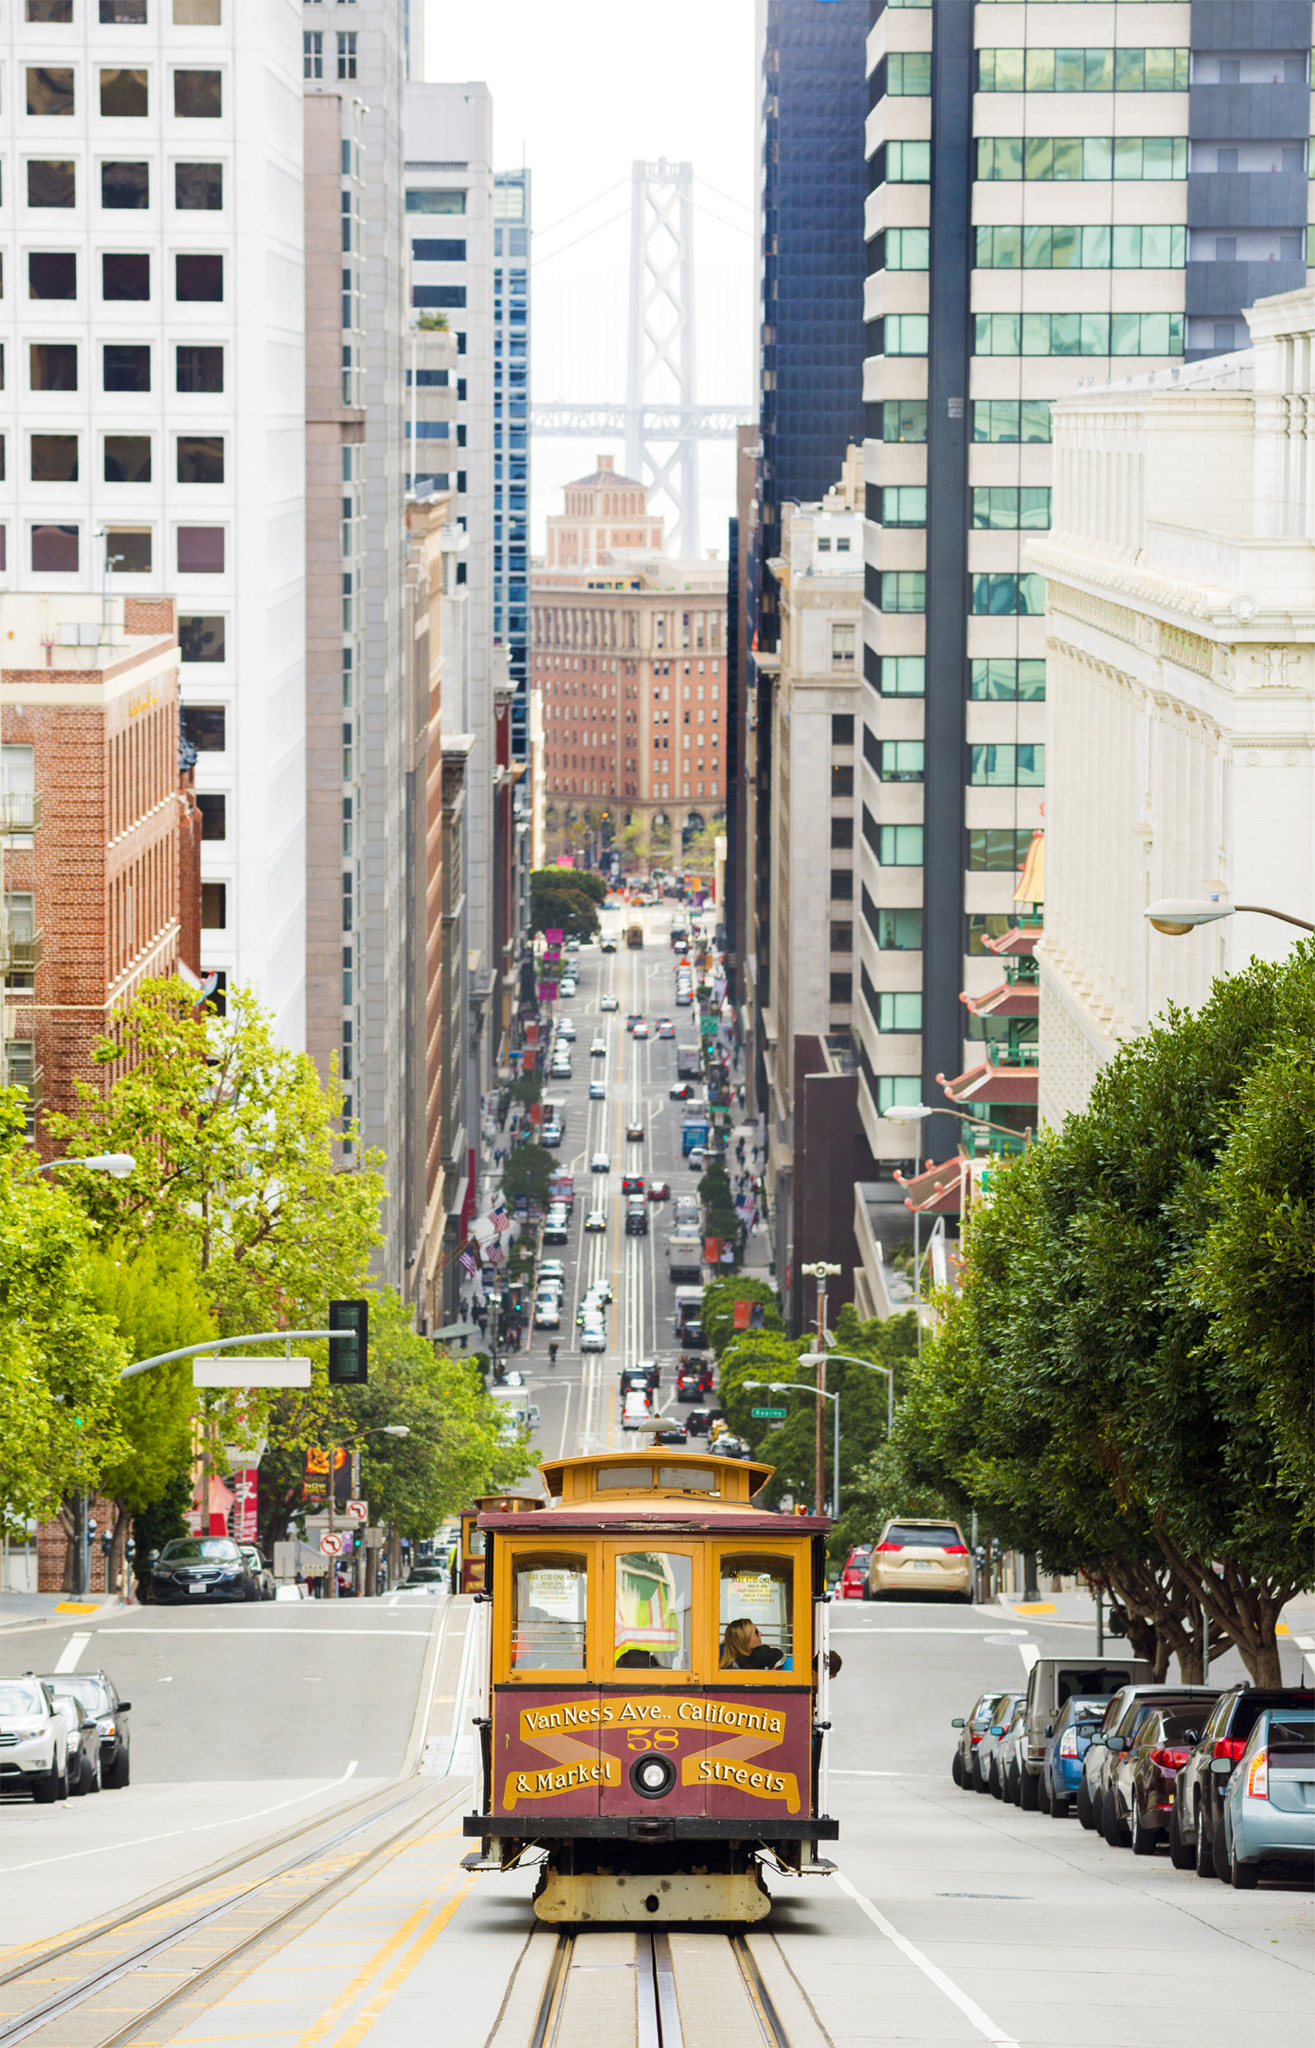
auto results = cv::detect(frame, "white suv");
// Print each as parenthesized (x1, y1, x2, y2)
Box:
(0, 1674, 69, 1802)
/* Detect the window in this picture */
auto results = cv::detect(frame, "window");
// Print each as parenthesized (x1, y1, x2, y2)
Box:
(29, 252, 76, 299)
(830, 816, 854, 850)
(615, 1550, 692, 1670)
(30, 343, 77, 392)
(176, 344, 222, 393)
(718, 1555, 794, 1671)
(880, 401, 927, 443)
(879, 572, 925, 613)
(977, 47, 1189, 92)
(975, 223, 1186, 270)
(174, 70, 222, 117)
(879, 741, 925, 783)
(831, 623, 856, 666)
(974, 311, 1184, 357)
(830, 868, 854, 901)
(336, 31, 357, 80)
(413, 285, 466, 309)
(509, 1552, 588, 1670)
(179, 614, 224, 662)
(27, 161, 75, 207)
(879, 141, 931, 182)
(102, 161, 149, 208)
(303, 31, 323, 80)
(878, 656, 925, 697)
(177, 435, 223, 484)
(31, 434, 78, 482)
(175, 0, 222, 19)
(969, 828, 1035, 872)
(971, 573, 1047, 616)
(102, 0, 149, 15)
(970, 743, 1044, 786)
(175, 161, 222, 209)
(972, 400, 1052, 444)
(27, 69, 76, 117)
(175, 253, 222, 300)
(100, 68, 148, 117)
(831, 714, 854, 746)
(876, 906, 923, 950)
(177, 526, 224, 573)
(967, 913, 1014, 957)
(406, 189, 466, 213)
(181, 704, 225, 749)
(102, 252, 150, 300)
(28, 0, 74, 17)
(829, 972, 854, 1005)
(977, 136, 1187, 181)
(103, 343, 148, 391)
(878, 991, 923, 1033)
(876, 227, 930, 270)
(876, 1075, 922, 1113)
(886, 51, 931, 93)
(880, 315, 929, 356)
(104, 434, 151, 482)
(972, 487, 1051, 531)
(196, 792, 225, 840)
(107, 526, 151, 573)
(879, 825, 924, 866)
(881, 487, 926, 528)
(830, 921, 853, 953)
(970, 658, 1045, 701)
(412, 238, 467, 264)
(201, 881, 226, 928)
(31, 524, 79, 572)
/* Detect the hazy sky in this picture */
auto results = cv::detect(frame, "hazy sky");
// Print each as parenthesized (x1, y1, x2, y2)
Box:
(421, 0, 756, 555)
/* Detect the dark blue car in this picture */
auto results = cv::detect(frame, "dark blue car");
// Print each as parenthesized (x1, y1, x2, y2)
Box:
(1042, 1696, 1107, 1816)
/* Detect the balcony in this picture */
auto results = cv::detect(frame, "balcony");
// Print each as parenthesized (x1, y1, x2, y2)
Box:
(0, 928, 43, 975)
(0, 792, 41, 836)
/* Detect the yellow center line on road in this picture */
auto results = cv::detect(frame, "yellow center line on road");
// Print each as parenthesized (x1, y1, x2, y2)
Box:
(319, 1874, 478, 2048)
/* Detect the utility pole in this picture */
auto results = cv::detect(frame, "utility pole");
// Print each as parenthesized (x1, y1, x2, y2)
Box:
(326, 1443, 337, 1601)
(800, 1261, 840, 1516)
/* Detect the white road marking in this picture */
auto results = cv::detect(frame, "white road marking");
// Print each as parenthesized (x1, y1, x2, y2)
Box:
(3, 1760, 364, 1874)
(93, 1627, 431, 1637)
(53, 1632, 91, 1673)
(1017, 1641, 1041, 1673)
(831, 1870, 1020, 2048)
(830, 1628, 1029, 1637)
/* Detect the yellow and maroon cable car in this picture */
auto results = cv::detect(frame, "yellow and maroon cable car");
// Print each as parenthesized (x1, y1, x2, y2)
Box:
(454, 1493, 542, 1594)
(461, 1449, 837, 1923)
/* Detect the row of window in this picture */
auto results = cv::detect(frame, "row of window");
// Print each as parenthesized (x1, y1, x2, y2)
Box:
(13, 159, 223, 209)
(878, 485, 1051, 531)
(977, 135, 1189, 182)
(865, 656, 1045, 702)
(302, 31, 356, 82)
(871, 569, 1047, 617)
(875, 223, 1188, 273)
(873, 312, 1186, 360)
(834, 821, 1039, 881)
(17, 250, 225, 300)
(1, 520, 224, 571)
(22, 65, 223, 118)
(18, 0, 222, 19)
(7, 431, 225, 481)
(977, 47, 1192, 94)
(17, 341, 222, 390)
(855, 739, 1044, 786)
(876, 399, 1053, 445)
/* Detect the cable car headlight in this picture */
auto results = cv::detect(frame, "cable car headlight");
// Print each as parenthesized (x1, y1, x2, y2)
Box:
(629, 1751, 678, 1800)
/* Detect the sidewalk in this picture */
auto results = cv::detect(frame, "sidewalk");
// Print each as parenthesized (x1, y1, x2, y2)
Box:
(0, 1590, 125, 1631)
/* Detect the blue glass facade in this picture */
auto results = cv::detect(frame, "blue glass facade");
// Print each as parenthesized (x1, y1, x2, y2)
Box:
(494, 170, 531, 763)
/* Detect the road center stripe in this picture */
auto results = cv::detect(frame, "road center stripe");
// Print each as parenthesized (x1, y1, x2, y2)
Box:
(831, 1869, 1020, 2048)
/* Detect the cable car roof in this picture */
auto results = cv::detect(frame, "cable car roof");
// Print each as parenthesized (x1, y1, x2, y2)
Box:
(474, 1451, 831, 1533)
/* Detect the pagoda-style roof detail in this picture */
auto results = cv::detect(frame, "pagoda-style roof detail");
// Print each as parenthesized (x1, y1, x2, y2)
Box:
(983, 923, 1044, 957)
(894, 1155, 967, 1216)
(938, 1060, 1039, 1107)
(960, 984, 1039, 1021)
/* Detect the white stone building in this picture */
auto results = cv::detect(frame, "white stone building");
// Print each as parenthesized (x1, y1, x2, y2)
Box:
(1028, 286, 1315, 1128)
(0, 0, 307, 1043)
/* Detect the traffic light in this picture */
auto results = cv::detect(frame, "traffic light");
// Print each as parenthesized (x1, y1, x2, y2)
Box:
(328, 1299, 369, 1385)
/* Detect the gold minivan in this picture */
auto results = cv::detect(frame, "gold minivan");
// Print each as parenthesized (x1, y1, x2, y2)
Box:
(867, 1518, 973, 1601)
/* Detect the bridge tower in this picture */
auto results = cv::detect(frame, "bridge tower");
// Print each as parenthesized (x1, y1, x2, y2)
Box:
(625, 159, 700, 558)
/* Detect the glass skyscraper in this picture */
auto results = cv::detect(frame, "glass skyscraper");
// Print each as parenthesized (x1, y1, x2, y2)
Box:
(494, 170, 531, 763)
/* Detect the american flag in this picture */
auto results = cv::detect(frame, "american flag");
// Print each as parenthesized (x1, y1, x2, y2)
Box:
(458, 1245, 478, 1276)
(485, 1240, 507, 1267)
(489, 1203, 510, 1234)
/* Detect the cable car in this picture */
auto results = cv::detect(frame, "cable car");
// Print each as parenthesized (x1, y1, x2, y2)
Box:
(460, 1449, 837, 1922)
(454, 1493, 542, 1593)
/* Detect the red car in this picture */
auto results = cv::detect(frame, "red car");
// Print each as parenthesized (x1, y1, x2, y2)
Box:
(647, 1180, 671, 1202)
(839, 1545, 873, 1598)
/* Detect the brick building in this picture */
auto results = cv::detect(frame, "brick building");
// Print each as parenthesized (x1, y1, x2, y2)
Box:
(1, 593, 199, 1142)
(532, 458, 728, 866)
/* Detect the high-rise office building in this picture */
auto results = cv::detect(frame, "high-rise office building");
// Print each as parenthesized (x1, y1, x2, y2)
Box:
(493, 170, 531, 765)
(855, 0, 1312, 1182)
(1, 0, 306, 1045)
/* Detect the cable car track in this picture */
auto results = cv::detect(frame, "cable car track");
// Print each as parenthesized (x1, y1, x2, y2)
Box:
(526, 1928, 797, 2048)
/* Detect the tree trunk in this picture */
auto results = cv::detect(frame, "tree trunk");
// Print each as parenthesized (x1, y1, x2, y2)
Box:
(56, 1498, 77, 1594)
(108, 1505, 130, 1598)
(1152, 1524, 1298, 1690)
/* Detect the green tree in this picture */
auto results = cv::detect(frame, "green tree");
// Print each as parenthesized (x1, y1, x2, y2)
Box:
(501, 1139, 552, 1208)
(130, 1467, 192, 1598)
(84, 1237, 215, 1591)
(700, 1276, 782, 1356)
(0, 1095, 127, 1536)
(530, 869, 604, 943)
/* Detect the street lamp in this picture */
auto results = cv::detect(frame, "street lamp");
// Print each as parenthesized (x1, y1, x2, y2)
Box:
(743, 1379, 840, 1519)
(1144, 896, 1313, 936)
(802, 1350, 895, 1437)
(36, 1152, 136, 1177)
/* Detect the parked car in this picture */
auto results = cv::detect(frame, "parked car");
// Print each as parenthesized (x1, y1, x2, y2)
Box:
(837, 1546, 873, 1599)
(1079, 1683, 1219, 1838)
(541, 1121, 565, 1146)
(1169, 1684, 1315, 1878)
(687, 1146, 706, 1172)
(995, 1697, 1031, 1802)
(600, 993, 619, 1011)
(50, 1692, 103, 1795)
(240, 1545, 276, 1601)
(1020, 1654, 1154, 1808)
(538, 1260, 566, 1284)
(868, 1518, 972, 1602)
(1218, 1705, 1315, 1888)
(542, 1212, 570, 1245)
(1040, 1695, 1107, 1817)
(149, 1536, 259, 1604)
(559, 979, 577, 998)
(975, 1692, 1026, 1795)
(42, 1670, 131, 1788)
(669, 1083, 696, 1101)
(0, 1675, 70, 1802)
(950, 1690, 1015, 1791)
(1121, 1705, 1211, 1854)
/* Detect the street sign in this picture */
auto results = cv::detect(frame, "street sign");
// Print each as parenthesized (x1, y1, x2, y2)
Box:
(319, 1532, 344, 1557)
(751, 1407, 787, 1420)
(193, 1357, 311, 1388)
(345, 1499, 369, 1521)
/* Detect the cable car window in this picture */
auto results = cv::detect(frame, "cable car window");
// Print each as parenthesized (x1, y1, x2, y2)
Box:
(511, 1552, 587, 1669)
(657, 1464, 715, 1492)
(614, 1551, 693, 1670)
(596, 1465, 652, 1490)
(719, 1556, 794, 1672)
